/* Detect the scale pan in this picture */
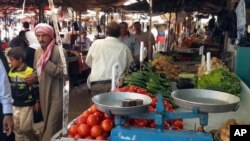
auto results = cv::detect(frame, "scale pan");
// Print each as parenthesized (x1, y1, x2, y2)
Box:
(92, 92, 152, 115)
(171, 89, 240, 113)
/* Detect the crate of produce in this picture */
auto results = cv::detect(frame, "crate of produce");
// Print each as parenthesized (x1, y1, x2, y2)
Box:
(51, 105, 112, 141)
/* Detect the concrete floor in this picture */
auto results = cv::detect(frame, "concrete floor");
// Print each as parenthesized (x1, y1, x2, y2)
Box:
(68, 83, 91, 121)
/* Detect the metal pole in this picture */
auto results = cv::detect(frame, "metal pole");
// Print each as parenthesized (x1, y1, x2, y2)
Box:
(148, 0, 153, 60)
(223, 0, 233, 53)
(48, 0, 69, 136)
(167, 12, 172, 51)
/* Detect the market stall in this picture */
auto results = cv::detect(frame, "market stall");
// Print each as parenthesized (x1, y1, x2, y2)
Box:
(51, 49, 247, 141)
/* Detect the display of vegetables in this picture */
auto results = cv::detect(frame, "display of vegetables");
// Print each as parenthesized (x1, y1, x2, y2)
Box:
(197, 57, 227, 78)
(152, 55, 182, 80)
(216, 119, 245, 141)
(197, 68, 241, 96)
(123, 71, 172, 99)
(126, 60, 152, 74)
(67, 105, 114, 140)
(116, 87, 184, 130)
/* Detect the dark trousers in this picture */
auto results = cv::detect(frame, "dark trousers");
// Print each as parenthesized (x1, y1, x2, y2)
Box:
(0, 104, 15, 141)
(90, 83, 111, 105)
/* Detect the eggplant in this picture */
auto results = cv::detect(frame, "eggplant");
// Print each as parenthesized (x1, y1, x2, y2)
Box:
(177, 78, 195, 89)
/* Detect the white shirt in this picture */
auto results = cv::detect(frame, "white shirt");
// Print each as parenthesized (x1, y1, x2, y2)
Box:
(85, 37, 133, 82)
(0, 60, 13, 114)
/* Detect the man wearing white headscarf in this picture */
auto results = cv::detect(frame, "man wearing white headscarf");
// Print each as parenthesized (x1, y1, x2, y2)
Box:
(29, 23, 66, 141)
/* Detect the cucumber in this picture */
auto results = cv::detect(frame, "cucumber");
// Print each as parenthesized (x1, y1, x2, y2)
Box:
(146, 86, 159, 94)
(128, 81, 146, 88)
(147, 81, 165, 90)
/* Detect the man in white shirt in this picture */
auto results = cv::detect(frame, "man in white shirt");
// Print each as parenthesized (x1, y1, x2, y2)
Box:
(86, 22, 133, 97)
(0, 60, 14, 139)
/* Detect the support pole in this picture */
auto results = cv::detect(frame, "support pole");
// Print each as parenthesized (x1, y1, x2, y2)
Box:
(148, 0, 153, 60)
(38, 0, 45, 23)
(223, 0, 233, 53)
(48, 0, 69, 136)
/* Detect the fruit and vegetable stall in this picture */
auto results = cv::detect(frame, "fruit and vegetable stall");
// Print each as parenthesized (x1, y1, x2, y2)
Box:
(52, 52, 249, 141)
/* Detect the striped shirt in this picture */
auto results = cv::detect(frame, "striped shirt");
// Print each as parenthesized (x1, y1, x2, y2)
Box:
(119, 35, 140, 58)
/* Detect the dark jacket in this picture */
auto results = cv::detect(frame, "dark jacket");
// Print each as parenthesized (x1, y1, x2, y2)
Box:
(8, 65, 39, 107)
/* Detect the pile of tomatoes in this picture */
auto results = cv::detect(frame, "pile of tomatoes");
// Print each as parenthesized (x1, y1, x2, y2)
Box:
(67, 105, 114, 140)
(117, 85, 184, 130)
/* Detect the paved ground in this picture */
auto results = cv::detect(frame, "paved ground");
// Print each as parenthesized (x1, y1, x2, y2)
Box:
(68, 83, 91, 121)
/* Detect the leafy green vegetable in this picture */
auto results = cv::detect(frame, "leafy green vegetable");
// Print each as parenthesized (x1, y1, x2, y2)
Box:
(197, 68, 241, 96)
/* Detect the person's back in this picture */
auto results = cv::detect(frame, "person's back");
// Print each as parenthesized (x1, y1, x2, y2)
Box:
(88, 38, 132, 81)
(9, 30, 27, 48)
(86, 21, 133, 97)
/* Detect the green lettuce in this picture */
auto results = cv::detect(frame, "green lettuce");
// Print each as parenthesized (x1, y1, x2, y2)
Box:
(197, 68, 241, 96)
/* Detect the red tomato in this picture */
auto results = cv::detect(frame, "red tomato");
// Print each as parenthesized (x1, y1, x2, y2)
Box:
(102, 132, 110, 138)
(101, 119, 114, 132)
(77, 124, 90, 137)
(149, 122, 155, 128)
(84, 135, 93, 139)
(90, 104, 99, 113)
(129, 85, 138, 92)
(166, 103, 173, 110)
(136, 88, 147, 94)
(148, 105, 155, 112)
(74, 134, 81, 138)
(151, 97, 157, 107)
(68, 124, 78, 136)
(164, 123, 170, 129)
(116, 88, 123, 92)
(90, 125, 103, 138)
(96, 135, 107, 140)
(172, 126, 179, 130)
(165, 119, 173, 126)
(173, 120, 183, 129)
(87, 115, 100, 126)
(145, 92, 153, 98)
(93, 111, 104, 121)
(134, 119, 147, 127)
(122, 86, 129, 91)
(67, 134, 74, 138)
(76, 116, 87, 125)
(81, 111, 92, 118)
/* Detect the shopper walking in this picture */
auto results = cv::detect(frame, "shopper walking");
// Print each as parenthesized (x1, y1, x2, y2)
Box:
(7, 47, 40, 141)
(26, 23, 66, 141)
(86, 21, 133, 97)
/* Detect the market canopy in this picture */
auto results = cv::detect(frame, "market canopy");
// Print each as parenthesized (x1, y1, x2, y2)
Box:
(0, 0, 249, 12)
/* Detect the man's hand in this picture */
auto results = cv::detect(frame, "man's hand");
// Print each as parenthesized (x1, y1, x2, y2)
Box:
(34, 102, 41, 113)
(3, 115, 14, 136)
(25, 73, 36, 85)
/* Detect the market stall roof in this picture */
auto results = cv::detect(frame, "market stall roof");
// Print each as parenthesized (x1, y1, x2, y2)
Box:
(121, 0, 249, 14)
(0, 0, 127, 10)
(0, 0, 249, 18)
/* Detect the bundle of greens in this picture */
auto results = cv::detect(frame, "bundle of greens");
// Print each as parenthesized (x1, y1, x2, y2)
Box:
(197, 68, 241, 96)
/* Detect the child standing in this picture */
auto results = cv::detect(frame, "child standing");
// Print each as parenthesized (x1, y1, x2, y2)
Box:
(7, 47, 40, 141)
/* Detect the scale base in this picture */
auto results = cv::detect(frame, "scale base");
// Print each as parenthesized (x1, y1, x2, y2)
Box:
(110, 126, 213, 141)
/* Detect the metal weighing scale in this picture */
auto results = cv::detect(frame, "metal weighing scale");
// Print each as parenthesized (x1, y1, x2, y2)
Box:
(92, 89, 240, 141)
